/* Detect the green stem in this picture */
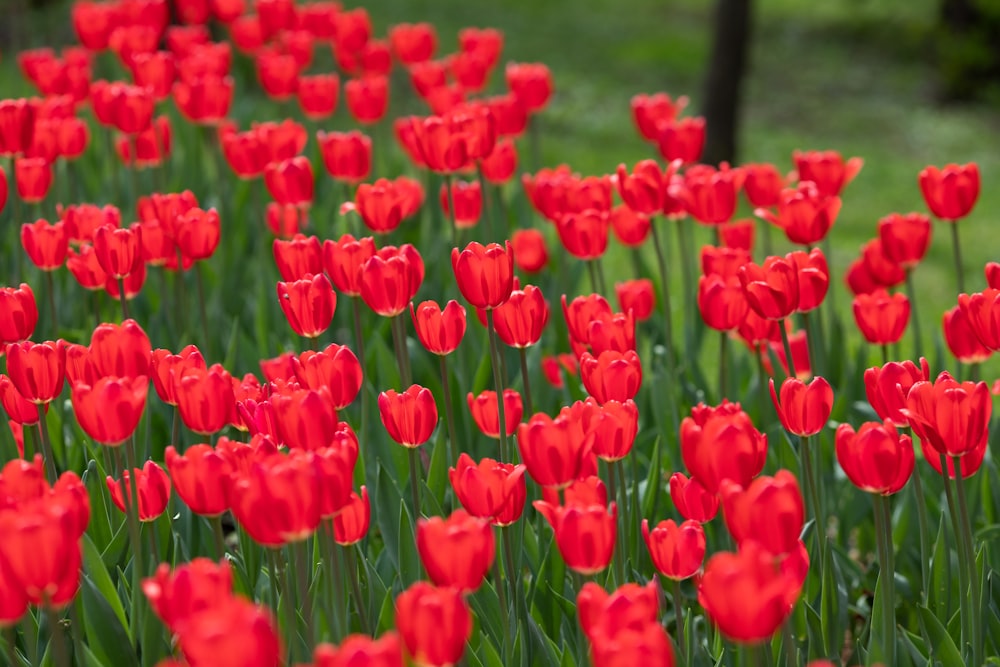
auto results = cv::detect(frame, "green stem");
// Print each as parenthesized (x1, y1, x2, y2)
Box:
(2, 627, 17, 667)
(908, 450, 931, 604)
(718, 330, 729, 401)
(266, 547, 281, 618)
(195, 262, 210, 358)
(44, 270, 57, 337)
(949, 222, 965, 295)
(939, 453, 971, 661)
(781, 619, 797, 667)
(779, 319, 796, 379)
(606, 460, 625, 586)
(485, 309, 512, 463)
(36, 406, 57, 482)
(874, 494, 896, 666)
(518, 347, 535, 417)
(318, 524, 343, 641)
(293, 541, 316, 650)
(44, 604, 69, 667)
(586, 259, 601, 294)
(904, 269, 924, 359)
(118, 277, 130, 321)
(272, 548, 298, 663)
(672, 577, 686, 665)
(593, 257, 608, 296)
(648, 220, 679, 428)
(677, 218, 696, 358)
(408, 447, 422, 523)
(391, 314, 412, 387)
(346, 544, 370, 634)
(476, 162, 495, 242)
(881, 344, 890, 366)
(210, 515, 226, 559)
(800, 434, 825, 554)
(821, 235, 837, 316)
(491, 527, 511, 660)
(445, 172, 457, 248)
(117, 442, 143, 652)
(760, 217, 773, 258)
(438, 355, 458, 471)
(171, 407, 181, 451)
(953, 456, 981, 667)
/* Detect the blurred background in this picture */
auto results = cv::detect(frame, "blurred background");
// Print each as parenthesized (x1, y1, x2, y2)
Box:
(1, 0, 997, 373)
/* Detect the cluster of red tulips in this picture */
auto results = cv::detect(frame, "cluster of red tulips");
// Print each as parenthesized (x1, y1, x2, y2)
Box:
(0, 0, 998, 666)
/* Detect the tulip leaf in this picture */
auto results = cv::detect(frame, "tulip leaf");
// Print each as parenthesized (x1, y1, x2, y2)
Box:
(80, 459, 114, 555)
(81, 533, 129, 635)
(900, 627, 929, 662)
(375, 585, 395, 635)
(479, 631, 503, 667)
(396, 499, 421, 586)
(867, 569, 886, 663)
(640, 436, 661, 521)
(917, 604, 963, 666)
(929, 513, 954, 620)
(80, 575, 139, 667)
(373, 463, 402, 572)
(426, 424, 450, 509)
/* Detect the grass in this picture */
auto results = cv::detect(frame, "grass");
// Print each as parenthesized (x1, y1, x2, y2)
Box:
(2, 0, 998, 380)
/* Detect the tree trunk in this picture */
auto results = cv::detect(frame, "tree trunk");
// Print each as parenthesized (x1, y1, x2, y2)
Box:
(700, 0, 754, 166)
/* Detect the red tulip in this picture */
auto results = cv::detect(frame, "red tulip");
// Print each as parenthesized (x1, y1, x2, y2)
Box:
(333, 486, 371, 545)
(757, 181, 841, 246)
(505, 62, 552, 112)
(448, 453, 527, 526)
(72, 376, 148, 446)
(698, 541, 802, 643)
(590, 399, 639, 462)
(510, 229, 548, 273)
(943, 305, 992, 364)
(769, 376, 832, 437)
(918, 162, 979, 220)
(440, 180, 482, 229)
(877, 213, 931, 270)
(345, 75, 389, 124)
(142, 558, 233, 634)
(411, 300, 467, 356)
(312, 633, 404, 667)
(682, 164, 744, 225)
(905, 372, 991, 458)
(792, 150, 863, 198)
(107, 460, 171, 521)
(668, 472, 718, 523)
(516, 402, 598, 489)
(491, 284, 549, 348)
(480, 139, 517, 183)
(835, 422, 914, 495)
(265, 156, 314, 208)
(176, 365, 237, 435)
(860, 238, 905, 289)
(389, 22, 437, 64)
(360, 246, 423, 317)
(630, 92, 688, 142)
(742, 163, 786, 208)
(852, 289, 910, 345)
(296, 73, 338, 119)
(317, 130, 370, 184)
(21, 220, 68, 271)
(378, 385, 437, 448)
(721, 470, 804, 555)
(165, 444, 231, 516)
(642, 518, 705, 580)
(680, 401, 768, 495)
(174, 207, 220, 261)
(0, 502, 82, 609)
(272, 234, 322, 282)
(417, 510, 495, 592)
(276, 273, 336, 339)
(579, 350, 642, 404)
(291, 344, 363, 410)
(323, 234, 376, 297)
(789, 248, 829, 313)
(656, 117, 705, 165)
(863, 358, 930, 428)
(14, 157, 53, 203)
(957, 288, 1000, 351)
(6, 341, 65, 405)
(986, 262, 1000, 289)
(94, 222, 142, 279)
(88, 318, 152, 379)
(451, 241, 515, 310)
(0, 284, 38, 344)
(230, 449, 321, 546)
(0, 375, 42, 426)
(698, 274, 748, 332)
(467, 389, 523, 440)
(555, 210, 609, 260)
(534, 499, 617, 575)
(395, 583, 471, 667)
(172, 75, 234, 125)
(739, 256, 799, 320)
(176, 597, 283, 667)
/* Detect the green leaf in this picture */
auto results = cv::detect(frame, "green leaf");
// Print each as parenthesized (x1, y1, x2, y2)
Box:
(397, 498, 421, 586)
(374, 464, 402, 572)
(80, 575, 139, 667)
(917, 604, 963, 666)
(867, 570, 886, 663)
(929, 513, 954, 620)
(426, 424, 450, 509)
(81, 533, 129, 635)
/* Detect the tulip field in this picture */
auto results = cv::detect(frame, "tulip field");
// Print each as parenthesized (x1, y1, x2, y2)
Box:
(0, 0, 999, 666)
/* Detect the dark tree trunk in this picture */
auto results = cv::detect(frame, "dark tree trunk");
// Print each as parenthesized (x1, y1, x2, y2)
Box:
(937, 0, 1000, 101)
(700, 0, 754, 166)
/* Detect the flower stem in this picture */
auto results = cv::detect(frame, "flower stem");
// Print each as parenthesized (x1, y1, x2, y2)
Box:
(781, 619, 797, 667)
(476, 163, 496, 242)
(949, 222, 965, 295)
(800, 434, 825, 554)
(904, 269, 924, 359)
(492, 526, 511, 660)
(293, 540, 316, 650)
(2, 627, 17, 667)
(779, 319, 796, 379)
(36, 405, 58, 482)
(408, 447, 422, 523)
(445, 173, 457, 247)
(953, 456, 982, 667)
(44, 603, 70, 667)
(195, 262, 210, 357)
(438, 355, 458, 471)
(672, 577, 686, 665)
(873, 493, 896, 666)
(318, 524, 343, 641)
(391, 314, 413, 387)
(518, 347, 535, 416)
(939, 453, 971, 661)
(346, 544, 370, 634)
(605, 460, 625, 586)
(44, 270, 58, 336)
(118, 277, 130, 320)
(485, 309, 511, 463)
(718, 330, 729, 400)
(210, 515, 226, 559)
(908, 450, 931, 604)
(117, 441, 144, 652)
(649, 220, 679, 430)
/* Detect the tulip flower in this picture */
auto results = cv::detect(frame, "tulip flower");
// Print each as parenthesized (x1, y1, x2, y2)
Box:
(957, 288, 1000, 351)
(835, 422, 914, 495)
(579, 350, 642, 404)
(6, 341, 65, 406)
(769, 376, 832, 437)
(680, 401, 768, 494)
(411, 300, 467, 356)
(176, 597, 283, 667)
(72, 376, 148, 446)
(323, 234, 377, 297)
(877, 213, 931, 270)
(311, 633, 404, 666)
(317, 130, 371, 184)
(739, 255, 800, 320)
(852, 289, 910, 345)
(378, 385, 438, 448)
(296, 73, 339, 119)
(448, 453, 527, 526)
(943, 305, 992, 364)
(668, 472, 719, 522)
(451, 241, 515, 310)
(491, 284, 549, 348)
(0, 284, 38, 344)
(918, 162, 979, 221)
(165, 445, 232, 516)
(534, 499, 617, 575)
(516, 403, 598, 489)
(345, 75, 389, 124)
(631, 92, 689, 142)
(615, 279, 655, 321)
(742, 163, 786, 208)
(417, 510, 495, 592)
(642, 518, 705, 580)
(230, 450, 322, 546)
(905, 372, 991, 459)
(175, 365, 237, 435)
(291, 344, 363, 410)
(863, 358, 930, 427)
(395, 583, 471, 667)
(468, 390, 523, 440)
(793, 150, 863, 198)
(333, 486, 370, 545)
(107, 460, 171, 521)
(720, 470, 805, 556)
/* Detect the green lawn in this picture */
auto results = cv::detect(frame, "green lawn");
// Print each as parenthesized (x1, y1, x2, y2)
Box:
(3, 0, 998, 380)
